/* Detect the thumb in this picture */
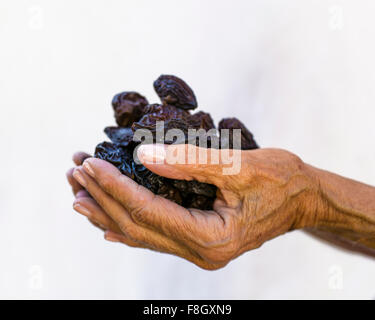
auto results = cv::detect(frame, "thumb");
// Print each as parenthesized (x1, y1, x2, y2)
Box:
(136, 144, 243, 186)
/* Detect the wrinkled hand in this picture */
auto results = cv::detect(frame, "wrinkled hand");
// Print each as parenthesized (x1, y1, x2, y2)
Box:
(67, 145, 319, 270)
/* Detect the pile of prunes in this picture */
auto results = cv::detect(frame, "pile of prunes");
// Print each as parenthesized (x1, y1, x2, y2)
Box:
(94, 75, 258, 210)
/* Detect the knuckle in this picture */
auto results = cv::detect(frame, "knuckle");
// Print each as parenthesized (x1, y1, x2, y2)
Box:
(130, 205, 147, 224)
(280, 149, 303, 167)
(130, 188, 160, 225)
(100, 175, 114, 191)
(118, 223, 138, 240)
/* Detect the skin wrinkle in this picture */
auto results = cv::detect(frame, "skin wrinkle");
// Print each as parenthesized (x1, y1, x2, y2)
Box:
(196, 235, 233, 251)
(213, 209, 227, 227)
(125, 196, 195, 251)
(257, 213, 294, 243)
(303, 164, 375, 251)
(285, 187, 311, 229)
(128, 203, 148, 225)
(290, 193, 309, 230)
(314, 195, 375, 247)
(121, 219, 201, 263)
(185, 222, 226, 250)
(320, 192, 375, 226)
(175, 208, 232, 258)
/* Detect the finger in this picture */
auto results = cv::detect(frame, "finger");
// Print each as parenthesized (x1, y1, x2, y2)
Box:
(73, 152, 91, 166)
(75, 189, 90, 199)
(80, 158, 199, 240)
(73, 166, 132, 229)
(73, 166, 176, 239)
(73, 196, 123, 233)
(88, 218, 106, 231)
(136, 144, 244, 187)
(66, 167, 85, 195)
(73, 166, 205, 262)
(104, 230, 147, 248)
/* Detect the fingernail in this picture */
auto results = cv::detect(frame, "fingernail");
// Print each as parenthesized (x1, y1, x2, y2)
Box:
(73, 169, 87, 187)
(138, 144, 166, 164)
(73, 203, 91, 217)
(83, 160, 95, 177)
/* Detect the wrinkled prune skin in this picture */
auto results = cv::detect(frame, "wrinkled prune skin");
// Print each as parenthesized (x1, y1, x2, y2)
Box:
(154, 75, 198, 110)
(133, 108, 216, 146)
(172, 180, 217, 197)
(190, 111, 216, 131)
(187, 195, 215, 211)
(95, 142, 134, 179)
(112, 92, 148, 127)
(104, 126, 134, 147)
(132, 104, 189, 132)
(94, 75, 259, 210)
(218, 118, 259, 150)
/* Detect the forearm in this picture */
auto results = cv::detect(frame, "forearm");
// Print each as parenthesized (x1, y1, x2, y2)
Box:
(304, 228, 375, 258)
(303, 164, 375, 249)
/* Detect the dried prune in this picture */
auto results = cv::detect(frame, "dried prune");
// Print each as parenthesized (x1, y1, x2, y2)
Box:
(219, 118, 259, 150)
(112, 91, 148, 127)
(155, 183, 183, 205)
(190, 111, 215, 131)
(132, 160, 165, 194)
(104, 126, 134, 147)
(172, 180, 217, 198)
(132, 104, 189, 131)
(154, 75, 198, 110)
(186, 195, 215, 211)
(93, 75, 259, 210)
(95, 142, 134, 178)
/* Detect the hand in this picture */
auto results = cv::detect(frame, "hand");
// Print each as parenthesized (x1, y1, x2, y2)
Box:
(69, 144, 319, 270)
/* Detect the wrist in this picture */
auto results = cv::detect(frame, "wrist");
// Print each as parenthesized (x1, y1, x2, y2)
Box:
(297, 163, 375, 248)
(289, 162, 329, 230)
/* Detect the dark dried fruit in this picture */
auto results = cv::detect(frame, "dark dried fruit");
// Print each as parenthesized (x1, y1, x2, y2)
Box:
(132, 104, 189, 132)
(93, 75, 259, 210)
(190, 111, 215, 131)
(112, 92, 148, 127)
(218, 118, 259, 150)
(187, 195, 215, 211)
(154, 75, 198, 110)
(95, 142, 134, 179)
(172, 180, 217, 197)
(104, 126, 134, 147)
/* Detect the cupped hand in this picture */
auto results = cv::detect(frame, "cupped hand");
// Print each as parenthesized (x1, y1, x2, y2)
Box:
(68, 144, 320, 270)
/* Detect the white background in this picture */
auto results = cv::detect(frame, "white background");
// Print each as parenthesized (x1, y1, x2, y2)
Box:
(0, 0, 374, 299)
